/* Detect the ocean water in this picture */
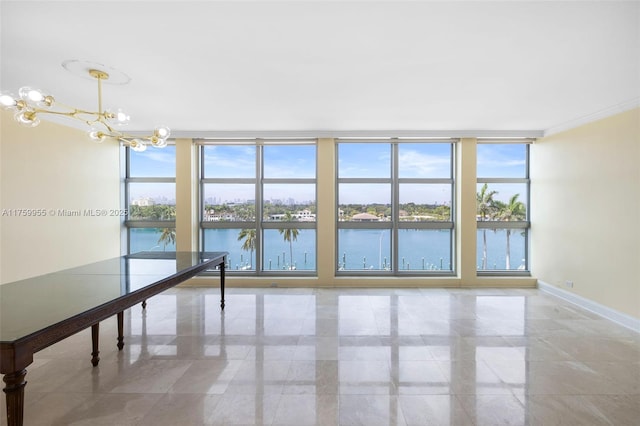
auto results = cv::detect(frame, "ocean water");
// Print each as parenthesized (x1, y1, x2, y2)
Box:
(130, 228, 177, 253)
(131, 227, 526, 272)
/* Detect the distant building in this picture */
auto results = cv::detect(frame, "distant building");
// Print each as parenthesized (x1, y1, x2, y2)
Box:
(296, 209, 315, 221)
(269, 209, 316, 221)
(203, 209, 217, 221)
(351, 212, 379, 222)
(132, 197, 155, 206)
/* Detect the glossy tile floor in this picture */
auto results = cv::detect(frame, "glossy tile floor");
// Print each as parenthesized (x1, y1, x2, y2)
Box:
(2, 287, 639, 425)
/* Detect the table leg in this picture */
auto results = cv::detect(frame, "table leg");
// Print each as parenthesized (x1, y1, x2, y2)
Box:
(117, 311, 124, 350)
(91, 323, 100, 367)
(220, 260, 226, 310)
(3, 369, 27, 426)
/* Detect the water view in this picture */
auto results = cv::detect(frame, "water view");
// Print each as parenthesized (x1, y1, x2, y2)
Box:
(130, 227, 526, 272)
(128, 142, 529, 273)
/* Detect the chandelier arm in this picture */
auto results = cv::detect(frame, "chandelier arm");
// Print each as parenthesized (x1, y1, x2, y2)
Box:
(96, 75, 104, 115)
(31, 109, 79, 117)
(31, 108, 99, 124)
(31, 107, 105, 128)
(97, 120, 119, 134)
(40, 102, 103, 120)
(33, 107, 153, 143)
(82, 117, 101, 125)
(3, 64, 168, 148)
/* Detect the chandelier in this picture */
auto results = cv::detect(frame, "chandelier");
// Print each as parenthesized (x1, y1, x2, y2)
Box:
(0, 61, 170, 152)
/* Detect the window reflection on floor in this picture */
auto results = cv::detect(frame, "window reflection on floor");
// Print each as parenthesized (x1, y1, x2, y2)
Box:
(23, 288, 639, 426)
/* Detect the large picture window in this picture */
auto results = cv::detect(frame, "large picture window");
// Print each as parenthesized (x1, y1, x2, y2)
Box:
(125, 144, 176, 253)
(337, 140, 455, 275)
(200, 140, 317, 274)
(476, 141, 531, 273)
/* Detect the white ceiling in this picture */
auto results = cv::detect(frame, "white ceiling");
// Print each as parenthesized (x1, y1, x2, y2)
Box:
(1, 1, 638, 137)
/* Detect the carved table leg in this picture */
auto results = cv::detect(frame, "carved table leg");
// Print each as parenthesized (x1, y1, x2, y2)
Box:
(220, 261, 226, 310)
(91, 323, 100, 367)
(3, 369, 27, 426)
(117, 311, 124, 350)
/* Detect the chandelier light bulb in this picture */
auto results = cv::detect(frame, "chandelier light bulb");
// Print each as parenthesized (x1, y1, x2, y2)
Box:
(14, 109, 40, 127)
(154, 125, 170, 140)
(107, 108, 130, 126)
(0, 93, 17, 109)
(19, 87, 44, 103)
(130, 139, 147, 152)
(88, 128, 106, 143)
(41, 95, 55, 107)
(150, 136, 168, 148)
(17, 87, 54, 107)
(115, 109, 130, 124)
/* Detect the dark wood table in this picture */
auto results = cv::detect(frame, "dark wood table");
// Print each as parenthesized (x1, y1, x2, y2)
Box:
(0, 251, 227, 426)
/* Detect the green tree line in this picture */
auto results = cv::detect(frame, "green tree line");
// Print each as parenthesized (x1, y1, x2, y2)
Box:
(130, 204, 176, 220)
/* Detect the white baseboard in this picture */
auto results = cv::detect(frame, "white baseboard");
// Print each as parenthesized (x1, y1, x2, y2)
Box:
(537, 280, 640, 333)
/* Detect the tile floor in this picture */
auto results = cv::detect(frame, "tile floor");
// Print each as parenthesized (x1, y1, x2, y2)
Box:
(2, 287, 639, 425)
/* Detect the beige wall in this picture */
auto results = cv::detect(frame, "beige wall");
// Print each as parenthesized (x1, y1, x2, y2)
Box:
(0, 111, 121, 283)
(531, 108, 640, 319)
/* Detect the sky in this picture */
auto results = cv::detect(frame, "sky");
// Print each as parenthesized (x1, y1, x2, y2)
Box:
(129, 142, 527, 206)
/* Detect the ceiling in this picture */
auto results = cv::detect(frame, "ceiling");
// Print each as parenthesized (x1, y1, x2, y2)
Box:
(1, 1, 638, 137)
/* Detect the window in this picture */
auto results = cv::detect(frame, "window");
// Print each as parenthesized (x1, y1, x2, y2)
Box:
(476, 141, 531, 273)
(337, 140, 455, 274)
(125, 144, 176, 253)
(200, 140, 317, 274)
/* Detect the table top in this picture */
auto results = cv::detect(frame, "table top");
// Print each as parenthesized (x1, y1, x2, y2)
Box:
(0, 251, 226, 343)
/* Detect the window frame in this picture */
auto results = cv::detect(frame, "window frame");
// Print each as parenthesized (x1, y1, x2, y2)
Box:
(336, 139, 456, 276)
(476, 139, 532, 276)
(198, 139, 318, 276)
(124, 143, 177, 254)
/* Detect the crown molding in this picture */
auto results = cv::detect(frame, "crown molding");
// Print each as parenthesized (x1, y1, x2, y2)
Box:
(543, 98, 640, 137)
(166, 129, 544, 139)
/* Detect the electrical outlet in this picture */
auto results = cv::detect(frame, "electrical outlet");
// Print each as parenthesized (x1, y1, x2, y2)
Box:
(270, 282, 278, 288)
(564, 280, 574, 288)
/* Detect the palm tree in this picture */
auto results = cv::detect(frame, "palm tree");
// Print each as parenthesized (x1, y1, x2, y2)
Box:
(237, 228, 256, 268)
(495, 194, 526, 269)
(278, 212, 299, 270)
(162, 205, 176, 220)
(477, 183, 498, 269)
(157, 228, 176, 251)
